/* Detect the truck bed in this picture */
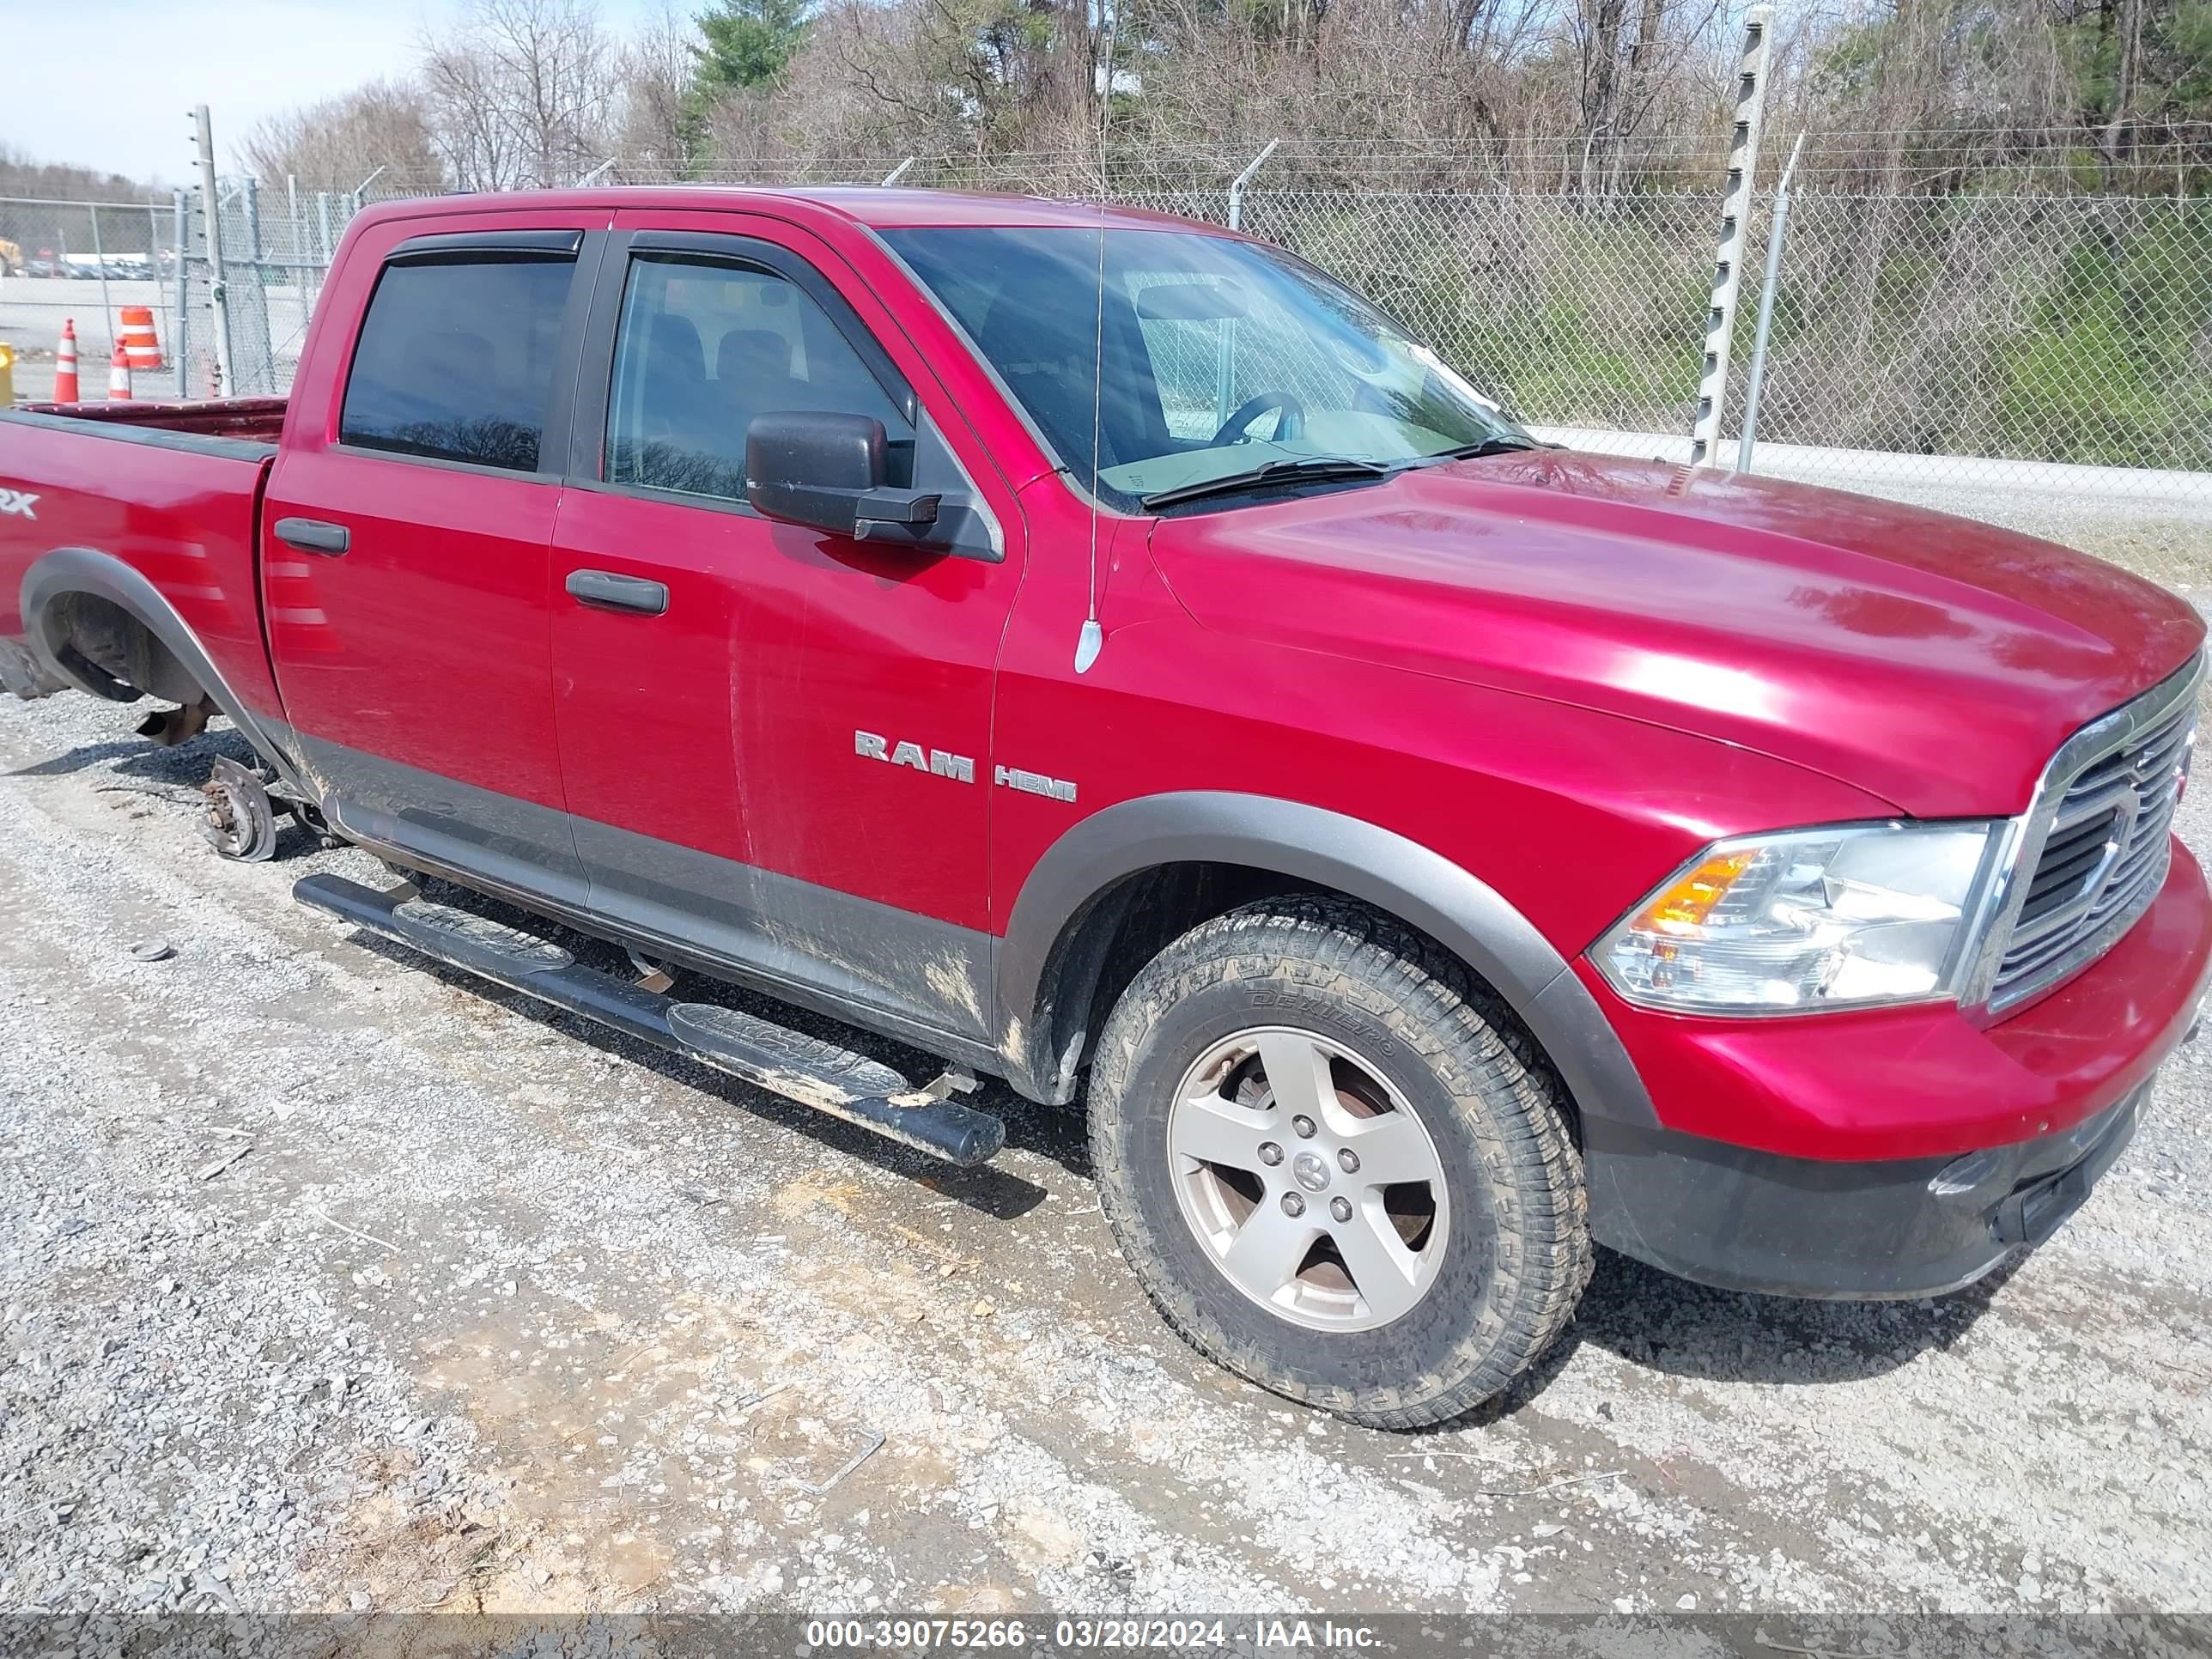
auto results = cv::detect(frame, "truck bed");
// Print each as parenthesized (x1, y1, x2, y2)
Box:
(9, 396, 289, 447)
(0, 399, 284, 714)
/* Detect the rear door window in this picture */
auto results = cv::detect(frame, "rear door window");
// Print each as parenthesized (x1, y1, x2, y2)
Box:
(340, 255, 576, 472)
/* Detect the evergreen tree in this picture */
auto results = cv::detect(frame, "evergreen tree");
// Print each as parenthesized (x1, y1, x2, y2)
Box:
(695, 0, 814, 94)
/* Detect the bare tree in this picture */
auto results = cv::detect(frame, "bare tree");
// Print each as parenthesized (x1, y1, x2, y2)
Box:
(614, 3, 701, 178)
(0, 145, 161, 201)
(2097, 0, 2146, 169)
(419, 0, 617, 191)
(204, 0, 2212, 203)
(242, 81, 441, 189)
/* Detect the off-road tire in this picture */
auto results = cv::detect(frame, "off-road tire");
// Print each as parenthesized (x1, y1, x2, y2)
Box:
(1088, 897, 1592, 1428)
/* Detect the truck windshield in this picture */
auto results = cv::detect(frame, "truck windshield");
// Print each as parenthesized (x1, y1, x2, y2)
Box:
(883, 226, 1531, 514)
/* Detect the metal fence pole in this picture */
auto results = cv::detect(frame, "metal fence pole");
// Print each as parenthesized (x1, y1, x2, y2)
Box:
(170, 189, 188, 397)
(316, 192, 332, 264)
(880, 156, 917, 186)
(354, 166, 387, 203)
(1226, 137, 1279, 231)
(88, 205, 114, 354)
(1689, 7, 1773, 467)
(192, 105, 235, 399)
(1735, 134, 1804, 475)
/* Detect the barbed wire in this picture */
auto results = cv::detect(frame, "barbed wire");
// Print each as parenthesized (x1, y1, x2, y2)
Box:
(143, 116, 2208, 200)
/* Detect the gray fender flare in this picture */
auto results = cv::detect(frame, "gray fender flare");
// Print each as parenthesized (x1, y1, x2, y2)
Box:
(21, 546, 304, 787)
(994, 790, 1656, 1129)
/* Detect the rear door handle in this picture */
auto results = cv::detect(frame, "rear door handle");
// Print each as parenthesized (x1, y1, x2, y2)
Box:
(566, 568, 669, 616)
(274, 517, 349, 556)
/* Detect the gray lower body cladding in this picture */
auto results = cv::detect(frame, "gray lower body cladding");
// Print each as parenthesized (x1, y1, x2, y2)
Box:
(298, 732, 1001, 1066)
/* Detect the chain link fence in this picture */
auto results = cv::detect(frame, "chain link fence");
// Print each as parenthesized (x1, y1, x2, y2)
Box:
(0, 182, 349, 404)
(1730, 191, 2212, 492)
(178, 179, 341, 399)
(0, 196, 190, 402)
(1233, 187, 1717, 440)
(5, 161, 2207, 519)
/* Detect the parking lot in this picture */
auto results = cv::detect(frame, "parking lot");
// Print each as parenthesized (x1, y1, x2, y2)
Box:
(0, 275, 174, 402)
(0, 273, 314, 404)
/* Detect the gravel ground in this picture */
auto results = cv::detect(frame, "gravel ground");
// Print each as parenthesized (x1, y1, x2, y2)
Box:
(2, 598, 2211, 1626)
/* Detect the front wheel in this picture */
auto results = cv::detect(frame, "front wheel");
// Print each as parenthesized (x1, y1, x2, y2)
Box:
(1088, 898, 1591, 1428)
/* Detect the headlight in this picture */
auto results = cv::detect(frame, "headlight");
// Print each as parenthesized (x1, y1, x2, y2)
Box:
(1595, 822, 2000, 1013)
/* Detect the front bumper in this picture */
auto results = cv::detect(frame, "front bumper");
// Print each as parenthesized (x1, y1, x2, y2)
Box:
(1577, 839, 2210, 1298)
(1585, 1078, 2154, 1297)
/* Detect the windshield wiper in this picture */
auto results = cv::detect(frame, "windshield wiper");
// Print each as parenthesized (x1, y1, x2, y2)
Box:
(1139, 456, 1392, 511)
(1418, 435, 1551, 465)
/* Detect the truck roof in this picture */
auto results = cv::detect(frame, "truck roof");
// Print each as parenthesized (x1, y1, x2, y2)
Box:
(348, 185, 1227, 237)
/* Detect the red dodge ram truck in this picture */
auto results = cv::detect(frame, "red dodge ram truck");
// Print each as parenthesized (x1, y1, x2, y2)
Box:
(3, 188, 2205, 1427)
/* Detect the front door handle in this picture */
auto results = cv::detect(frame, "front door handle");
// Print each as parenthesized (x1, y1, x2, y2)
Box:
(566, 568, 669, 617)
(275, 517, 349, 556)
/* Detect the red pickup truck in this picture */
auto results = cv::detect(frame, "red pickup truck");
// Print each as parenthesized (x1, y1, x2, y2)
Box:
(3, 187, 2205, 1427)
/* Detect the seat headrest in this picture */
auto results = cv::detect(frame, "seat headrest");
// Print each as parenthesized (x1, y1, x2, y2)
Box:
(718, 327, 793, 384)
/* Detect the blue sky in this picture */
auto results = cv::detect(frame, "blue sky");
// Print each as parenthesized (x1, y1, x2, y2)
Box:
(5, 0, 670, 185)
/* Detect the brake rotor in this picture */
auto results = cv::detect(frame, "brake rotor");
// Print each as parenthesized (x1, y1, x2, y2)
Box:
(200, 760, 280, 861)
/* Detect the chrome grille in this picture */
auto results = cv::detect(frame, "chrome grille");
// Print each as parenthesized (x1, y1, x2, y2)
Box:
(1984, 664, 2200, 1012)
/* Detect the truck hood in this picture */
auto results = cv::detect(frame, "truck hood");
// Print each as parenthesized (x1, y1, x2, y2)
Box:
(1150, 452, 2204, 817)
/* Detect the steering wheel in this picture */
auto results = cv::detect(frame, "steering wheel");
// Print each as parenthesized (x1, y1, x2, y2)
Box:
(1212, 392, 1305, 446)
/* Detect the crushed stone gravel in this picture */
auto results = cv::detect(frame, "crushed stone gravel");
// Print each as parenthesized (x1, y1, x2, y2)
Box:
(1, 610, 2209, 1620)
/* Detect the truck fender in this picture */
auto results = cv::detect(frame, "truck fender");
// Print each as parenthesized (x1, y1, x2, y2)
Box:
(995, 790, 1657, 1130)
(20, 546, 303, 788)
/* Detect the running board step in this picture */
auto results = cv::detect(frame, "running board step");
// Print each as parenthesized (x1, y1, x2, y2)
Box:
(292, 873, 1006, 1168)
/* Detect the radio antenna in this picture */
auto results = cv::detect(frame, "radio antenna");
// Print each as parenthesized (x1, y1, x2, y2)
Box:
(1074, 0, 1115, 675)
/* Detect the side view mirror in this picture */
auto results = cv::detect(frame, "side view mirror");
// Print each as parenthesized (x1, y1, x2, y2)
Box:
(745, 411, 946, 549)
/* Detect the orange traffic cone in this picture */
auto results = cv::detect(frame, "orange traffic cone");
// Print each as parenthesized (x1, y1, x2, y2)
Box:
(118, 306, 164, 373)
(106, 342, 132, 402)
(54, 319, 79, 402)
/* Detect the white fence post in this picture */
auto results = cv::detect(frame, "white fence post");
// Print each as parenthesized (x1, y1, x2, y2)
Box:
(192, 105, 235, 400)
(87, 204, 114, 354)
(880, 156, 917, 186)
(170, 189, 189, 398)
(1689, 6, 1773, 467)
(1736, 132, 1805, 474)
(1227, 138, 1279, 231)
